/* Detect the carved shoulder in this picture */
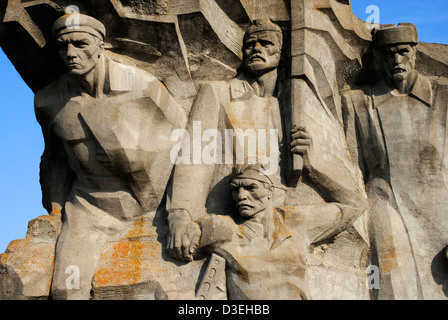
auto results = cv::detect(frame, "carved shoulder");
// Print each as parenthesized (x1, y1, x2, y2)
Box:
(187, 80, 231, 121)
(34, 75, 67, 127)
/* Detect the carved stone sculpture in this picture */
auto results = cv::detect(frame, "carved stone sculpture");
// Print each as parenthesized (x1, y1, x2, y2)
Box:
(0, 1, 447, 300)
(35, 13, 187, 299)
(166, 18, 286, 263)
(195, 163, 368, 300)
(166, 18, 370, 300)
(342, 23, 448, 299)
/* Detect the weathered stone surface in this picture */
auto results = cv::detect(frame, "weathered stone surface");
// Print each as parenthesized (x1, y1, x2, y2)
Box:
(342, 23, 448, 299)
(0, 213, 61, 300)
(0, 0, 447, 300)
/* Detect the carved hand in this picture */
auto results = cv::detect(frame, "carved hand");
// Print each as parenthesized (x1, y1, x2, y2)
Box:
(167, 219, 201, 262)
(290, 125, 312, 171)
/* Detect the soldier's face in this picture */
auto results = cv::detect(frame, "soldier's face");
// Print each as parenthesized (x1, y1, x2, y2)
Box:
(57, 32, 103, 76)
(231, 178, 272, 219)
(381, 44, 417, 83)
(243, 31, 281, 75)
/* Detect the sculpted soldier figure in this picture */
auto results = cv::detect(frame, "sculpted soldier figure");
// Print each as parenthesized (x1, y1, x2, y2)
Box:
(342, 23, 448, 299)
(34, 13, 186, 299)
(167, 16, 367, 274)
(195, 158, 365, 300)
(166, 19, 288, 262)
(167, 18, 368, 298)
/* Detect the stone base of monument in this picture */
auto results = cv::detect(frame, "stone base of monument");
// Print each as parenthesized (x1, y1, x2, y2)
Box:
(91, 215, 226, 300)
(0, 213, 61, 300)
(0, 211, 227, 300)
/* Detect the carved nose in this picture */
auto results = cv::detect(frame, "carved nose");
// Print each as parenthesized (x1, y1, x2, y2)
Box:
(253, 42, 263, 52)
(237, 187, 248, 201)
(67, 43, 77, 58)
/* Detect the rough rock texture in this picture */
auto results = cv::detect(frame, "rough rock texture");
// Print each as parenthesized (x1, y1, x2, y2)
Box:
(0, 0, 447, 300)
(0, 213, 61, 299)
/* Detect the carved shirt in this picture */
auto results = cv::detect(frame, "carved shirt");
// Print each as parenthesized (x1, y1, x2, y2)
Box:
(34, 55, 186, 214)
(167, 72, 286, 220)
(342, 72, 448, 299)
(199, 202, 349, 300)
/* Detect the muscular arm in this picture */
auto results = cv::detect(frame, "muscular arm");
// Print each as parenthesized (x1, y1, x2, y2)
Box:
(290, 118, 368, 243)
(166, 82, 226, 261)
(35, 95, 75, 214)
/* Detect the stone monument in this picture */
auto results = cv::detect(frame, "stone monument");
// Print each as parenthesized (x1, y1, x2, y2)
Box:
(0, 0, 447, 300)
(342, 23, 448, 300)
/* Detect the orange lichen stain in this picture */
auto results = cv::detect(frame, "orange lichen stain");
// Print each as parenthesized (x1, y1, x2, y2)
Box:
(0, 253, 8, 266)
(278, 206, 305, 225)
(94, 218, 162, 287)
(377, 235, 398, 274)
(5, 239, 27, 254)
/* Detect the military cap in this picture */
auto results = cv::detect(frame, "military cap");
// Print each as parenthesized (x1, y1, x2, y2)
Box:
(244, 19, 283, 44)
(374, 23, 418, 47)
(52, 13, 106, 41)
(231, 164, 275, 187)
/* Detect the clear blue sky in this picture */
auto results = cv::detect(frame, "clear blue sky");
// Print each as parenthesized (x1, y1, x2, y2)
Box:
(0, 1, 447, 252)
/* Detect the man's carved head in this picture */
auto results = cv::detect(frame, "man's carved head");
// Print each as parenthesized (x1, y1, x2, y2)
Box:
(242, 19, 283, 76)
(374, 23, 419, 84)
(52, 13, 106, 76)
(230, 164, 274, 220)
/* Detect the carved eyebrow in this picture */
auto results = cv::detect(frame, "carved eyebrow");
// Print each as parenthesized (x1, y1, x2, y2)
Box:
(244, 183, 259, 189)
(56, 38, 68, 44)
(72, 40, 90, 46)
(244, 39, 258, 46)
(230, 181, 259, 189)
(259, 39, 274, 45)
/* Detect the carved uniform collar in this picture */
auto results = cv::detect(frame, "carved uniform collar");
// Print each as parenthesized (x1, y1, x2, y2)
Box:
(237, 208, 292, 250)
(229, 72, 257, 101)
(372, 71, 433, 108)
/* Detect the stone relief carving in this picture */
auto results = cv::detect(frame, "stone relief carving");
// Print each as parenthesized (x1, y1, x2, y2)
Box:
(0, 0, 446, 300)
(166, 18, 287, 263)
(342, 23, 448, 300)
(193, 162, 365, 300)
(36, 13, 188, 299)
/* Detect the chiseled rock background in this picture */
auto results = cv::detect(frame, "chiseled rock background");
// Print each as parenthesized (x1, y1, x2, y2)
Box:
(0, 0, 447, 300)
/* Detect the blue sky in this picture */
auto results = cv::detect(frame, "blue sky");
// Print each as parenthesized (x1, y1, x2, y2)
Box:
(0, 1, 447, 253)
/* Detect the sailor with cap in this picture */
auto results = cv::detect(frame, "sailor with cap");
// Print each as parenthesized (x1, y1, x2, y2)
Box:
(193, 163, 363, 300)
(34, 13, 186, 299)
(166, 19, 288, 262)
(342, 23, 448, 299)
(374, 23, 420, 94)
(166, 19, 369, 290)
(51, 13, 106, 92)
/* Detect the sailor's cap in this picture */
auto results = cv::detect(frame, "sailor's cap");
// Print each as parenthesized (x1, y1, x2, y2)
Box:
(52, 13, 106, 41)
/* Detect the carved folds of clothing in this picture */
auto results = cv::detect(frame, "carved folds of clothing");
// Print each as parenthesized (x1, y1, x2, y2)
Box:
(34, 55, 186, 298)
(342, 72, 448, 299)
